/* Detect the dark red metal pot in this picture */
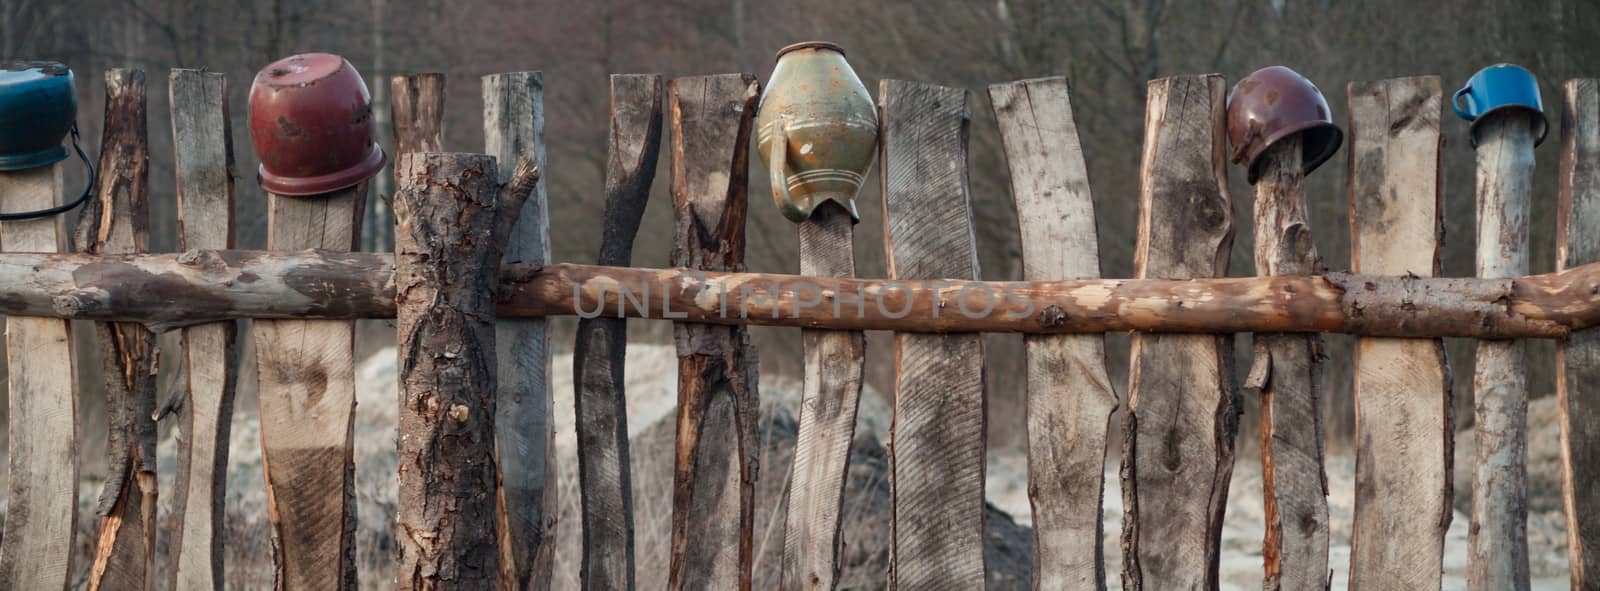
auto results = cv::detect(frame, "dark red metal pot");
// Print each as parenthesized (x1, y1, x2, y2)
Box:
(248, 53, 385, 196)
(1227, 66, 1343, 184)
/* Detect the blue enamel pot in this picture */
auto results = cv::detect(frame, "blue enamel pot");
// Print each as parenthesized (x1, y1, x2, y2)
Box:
(0, 61, 94, 220)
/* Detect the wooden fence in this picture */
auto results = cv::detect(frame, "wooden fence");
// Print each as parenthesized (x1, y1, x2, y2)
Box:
(0, 65, 1597, 591)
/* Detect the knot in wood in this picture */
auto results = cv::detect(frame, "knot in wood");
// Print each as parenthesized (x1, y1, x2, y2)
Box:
(1037, 304, 1067, 328)
(448, 404, 470, 423)
(177, 249, 204, 265)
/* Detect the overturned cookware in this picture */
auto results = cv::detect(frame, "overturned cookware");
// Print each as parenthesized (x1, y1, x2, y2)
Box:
(1227, 65, 1343, 184)
(756, 42, 877, 224)
(248, 53, 385, 196)
(1454, 63, 1547, 147)
(0, 61, 95, 221)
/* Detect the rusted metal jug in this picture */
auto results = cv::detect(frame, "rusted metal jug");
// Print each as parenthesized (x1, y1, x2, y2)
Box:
(248, 53, 386, 196)
(756, 42, 877, 224)
(1227, 66, 1343, 184)
(0, 61, 95, 220)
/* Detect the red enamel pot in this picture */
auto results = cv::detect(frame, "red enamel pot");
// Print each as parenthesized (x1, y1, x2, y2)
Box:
(248, 53, 385, 196)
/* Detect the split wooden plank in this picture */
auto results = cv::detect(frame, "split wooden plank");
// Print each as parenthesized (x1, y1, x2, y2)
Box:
(0, 165, 76, 591)
(1118, 74, 1239, 591)
(781, 203, 866, 591)
(988, 76, 1116, 591)
(572, 73, 663, 591)
(167, 68, 238, 591)
(255, 183, 367, 588)
(483, 71, 559, 591)
(1346, 76, 1452, 590)
(1248, 134, 1330, 591)
(664, 73, 762, 591)
(878, 79, 988, 590)
(394, 153, 539, 590)
(78, 68, 159, 591)
(1467, 109, 1538, 591)
(1558, 78, 1600, 590)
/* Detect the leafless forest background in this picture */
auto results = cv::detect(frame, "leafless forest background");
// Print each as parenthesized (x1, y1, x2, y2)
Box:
(3, 0, 1598, 471)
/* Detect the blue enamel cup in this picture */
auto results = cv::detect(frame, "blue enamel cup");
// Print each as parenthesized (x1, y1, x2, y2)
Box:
(1453, 63, 1548, 146)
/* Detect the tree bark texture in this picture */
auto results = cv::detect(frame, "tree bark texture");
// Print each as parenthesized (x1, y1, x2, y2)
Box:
(1119, 74, 1240, 591)
(394, 152, 538, 590)
(573, 73, 662, 591)
(880, 79, 988, 590)
(80, 68, 160, 591)
(483, 71, 559, 591)
(664, 73, 761, 591)
(1558, 78, 1600, 590)
(990, 76, 1116, 591)
(1346, 76, 1453, 590)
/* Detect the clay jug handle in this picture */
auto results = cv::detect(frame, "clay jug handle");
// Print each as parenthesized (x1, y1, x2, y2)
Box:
(769, 125, 811, 224)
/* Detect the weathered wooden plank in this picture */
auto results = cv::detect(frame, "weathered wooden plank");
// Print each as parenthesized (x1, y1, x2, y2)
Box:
(988, 76, 1116, 591)
(781, 201, 866, 591)
(665, 73, 762, 591)
(256, 180, 366, 588)
(482, 71, 558, 591)
(1249, 134, 1330, 591)
(1346, 76, 1451, 590)
(879, 79, 988, 590)
(572, 73, 663, 591)
(394, 153, 538, 590)
(0, 163, 76, 591)
(393, 73, 445, 154)
(77, 68, 158, 591)
(1468, 111, 1538, 591)
(1558, 77, 1600, 591)
(1119, 74, 1239, 591)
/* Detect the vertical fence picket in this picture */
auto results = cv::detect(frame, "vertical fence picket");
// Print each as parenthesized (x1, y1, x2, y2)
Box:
(482, 71, 559, 590)
(1119, 74, 1238, 591)
(393, 74, 445, 154)
(664, 73, 761, 591)
(255, 156, 367, 590)
(79, 68, 159, 591)
(988, 76, 1116, 591)
(395, 153, 536, 590)
(878, 79, 987, 590)
(1467, 97, 1539, 591)
(1557, 78, 1600, 589)
(0, 109, 76, 591)
(572, 73, 663, 591)
(1346, 76, 1451, 589)
(1250, 135, 1330, 590)
(167, 68, 238, 591)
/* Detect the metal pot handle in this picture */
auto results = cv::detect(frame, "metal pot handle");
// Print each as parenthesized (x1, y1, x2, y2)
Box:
(0, 124, 96, 221)
(1453, 86, 1476, 122)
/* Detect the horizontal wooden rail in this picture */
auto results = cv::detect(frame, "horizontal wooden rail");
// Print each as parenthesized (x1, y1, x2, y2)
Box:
(3, 249, 1598, 338)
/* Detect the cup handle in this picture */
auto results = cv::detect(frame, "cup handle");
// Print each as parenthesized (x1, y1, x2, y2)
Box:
(1453, 86, 1476, 121)
(769, 125, 810, 223)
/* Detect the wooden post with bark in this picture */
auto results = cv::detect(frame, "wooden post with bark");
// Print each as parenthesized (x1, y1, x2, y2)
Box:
(1557, 78, 1600, 589)
(664, 73, 762, 591)
(0, 99, 77, 591)
(572, 73, 663, 591)
(393, 74, 445, 154)
(79, 68, 159, 591)
(1119, 74, 1239, 591)
(989, 76, 1117, 590)
(483, 71, 559, 591)
(879, 79, 988, 590)
(1346, 76, 1452, 589)
(1467, 105, 1539, 591)
(394, 152, 539, 590)
(255, 159, 368, 590)
(1248, 135, 1331, 590)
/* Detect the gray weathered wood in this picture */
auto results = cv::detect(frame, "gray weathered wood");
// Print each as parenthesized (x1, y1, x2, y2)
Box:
(483, 71, 558, 591)
(1558, 78, 1600, 591)
(781, 202, 866, 591)
(572, 73, 663, 591)
(989, 76, 1115, 591)
(394, 153, 538, 590)
(256, 175, 366, 589)
(665, 73, 762, 591)
(1248, 134, 1330, 591)
(1119, 74, 1239, 591)
(79, 68, 159, 591)
(879, 79, 988, 590)
(1346, 76, 1452, 590)
(1468, 111, 1538, 591)
(0, 163, 76, 591)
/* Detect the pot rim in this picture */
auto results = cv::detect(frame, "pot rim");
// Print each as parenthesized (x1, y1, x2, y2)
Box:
(776, 41, 844, 62)
(0, 145, 68, 172)
(258, 143, 386, 196)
